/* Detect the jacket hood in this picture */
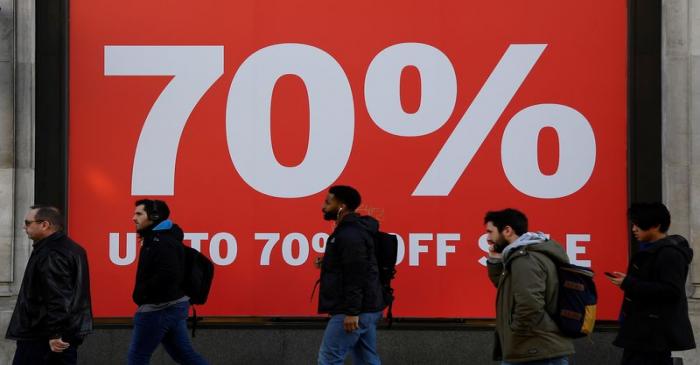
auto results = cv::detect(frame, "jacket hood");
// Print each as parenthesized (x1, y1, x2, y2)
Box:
(502, 232, 548, 261)
(504, 235, 570, 266)
(141, 219, 184, 242)
(526, 239, 571, 265)
(340, 213, 379, 234)
(649, 234, 693, 264)
(158, 223, 184, 242)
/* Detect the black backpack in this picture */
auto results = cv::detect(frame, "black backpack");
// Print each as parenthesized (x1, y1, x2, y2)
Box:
(182, 245, 214, 336)
(373, 231, 398, 326)
(182, 245, 215, 304)
(552, 263, 597, 338)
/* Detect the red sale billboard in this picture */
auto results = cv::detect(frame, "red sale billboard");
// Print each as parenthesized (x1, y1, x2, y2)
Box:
(69, 0, 628, 318)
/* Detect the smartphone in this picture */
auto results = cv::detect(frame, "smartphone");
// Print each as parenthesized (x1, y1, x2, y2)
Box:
(604, 271, 617, 278)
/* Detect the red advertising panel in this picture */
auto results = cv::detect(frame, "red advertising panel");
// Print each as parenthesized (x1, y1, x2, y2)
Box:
(69, 0, 628, 318)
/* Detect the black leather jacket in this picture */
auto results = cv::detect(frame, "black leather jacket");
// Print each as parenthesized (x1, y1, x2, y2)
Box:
(6, 232, 93, 340)
(318, 213, 385, 315)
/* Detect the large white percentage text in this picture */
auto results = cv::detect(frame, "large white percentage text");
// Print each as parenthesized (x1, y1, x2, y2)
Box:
(104, 43, 595, 199)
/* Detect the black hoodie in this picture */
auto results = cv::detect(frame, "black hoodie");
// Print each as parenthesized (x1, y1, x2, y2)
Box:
(614, 234, 696, 352)
(318, 213, 385, 315)
(132, 222, 186, 306)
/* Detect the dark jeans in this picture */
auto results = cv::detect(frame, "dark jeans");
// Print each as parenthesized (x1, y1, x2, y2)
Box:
(621, 349, 673, 365)
(127, 301, 208, 365)
(13, 338, 80, 365)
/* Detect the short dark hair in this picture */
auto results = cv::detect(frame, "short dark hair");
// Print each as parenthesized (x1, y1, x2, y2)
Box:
(30, 205, 64, 231)
(135, 199, 170, 221)
(629, 202, 670, 233)
(328, 185, 362, 211)
(484, 209, 528, 236)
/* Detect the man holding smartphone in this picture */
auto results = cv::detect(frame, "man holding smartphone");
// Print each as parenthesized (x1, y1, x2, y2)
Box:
(607, 203, 695, 365)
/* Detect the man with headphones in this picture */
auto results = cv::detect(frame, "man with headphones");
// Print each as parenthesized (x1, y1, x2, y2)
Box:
(127, 199, 208, 365)
(316, 185, 386, 365)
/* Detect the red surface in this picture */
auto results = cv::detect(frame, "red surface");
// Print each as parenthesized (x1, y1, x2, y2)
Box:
(69, 0, 628, 318)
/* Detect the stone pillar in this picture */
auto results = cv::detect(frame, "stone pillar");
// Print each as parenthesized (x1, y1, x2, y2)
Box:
(662, 0, 700, 363)
(0, 0, 34, 363)
(687, 0, 700, 301)
(0, 0, 15, 297)
(0, 0, 17, 361)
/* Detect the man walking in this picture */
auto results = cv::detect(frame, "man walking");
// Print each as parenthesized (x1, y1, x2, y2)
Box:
(317, 185, 386, 365)
(607, 203, 695, 365)
(484, 208, 574, 365)
(6, 205, 93, 365)
(127, 199, 207, 365)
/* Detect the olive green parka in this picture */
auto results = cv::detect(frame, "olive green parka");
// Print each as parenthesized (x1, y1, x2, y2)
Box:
(487, 237, 575, 363)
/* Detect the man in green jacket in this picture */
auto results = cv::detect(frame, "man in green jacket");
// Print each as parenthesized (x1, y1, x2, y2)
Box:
(484, 208, 574, 364)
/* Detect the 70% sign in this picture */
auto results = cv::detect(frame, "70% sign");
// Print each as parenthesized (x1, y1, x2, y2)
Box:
(104, 43, 595, 199)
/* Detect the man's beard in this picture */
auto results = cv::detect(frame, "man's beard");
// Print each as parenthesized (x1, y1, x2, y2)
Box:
(492, 236, 509, 253)
(323, 208, 338, 221)
(136, 222, 154, 236)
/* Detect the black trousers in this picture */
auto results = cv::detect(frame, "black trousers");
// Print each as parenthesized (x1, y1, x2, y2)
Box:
(12, 338, 81, 365)
(621, 349, 673, 365)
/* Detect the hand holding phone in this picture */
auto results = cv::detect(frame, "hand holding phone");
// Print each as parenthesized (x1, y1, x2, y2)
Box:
(605, 271, 626, 287)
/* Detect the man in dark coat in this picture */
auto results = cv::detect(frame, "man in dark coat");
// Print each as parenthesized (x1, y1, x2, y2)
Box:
(607, 202, 695, 365)
(316, 185, 385, 365)
(127, 199, 207, 365)
(6, 205, 93, 365)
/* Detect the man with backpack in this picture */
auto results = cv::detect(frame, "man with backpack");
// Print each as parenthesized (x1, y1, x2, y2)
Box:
(316, 185, 386, 365)
(127, 199, 208, 365)
(607, 203, 695, 365)
(484, 208, 574, 365)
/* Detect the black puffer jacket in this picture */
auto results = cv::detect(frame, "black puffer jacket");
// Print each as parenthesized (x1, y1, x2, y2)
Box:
(6, 232, 93, 341)
(614, 235, 696, 352)
(318, 213, 385, 315)
(132, 222, 186, 305)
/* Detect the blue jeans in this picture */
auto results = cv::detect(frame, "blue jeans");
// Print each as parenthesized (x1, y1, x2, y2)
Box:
(502, 356, 569, 365)
(127, 301, 207, 365)
(318, 311, 382, 365)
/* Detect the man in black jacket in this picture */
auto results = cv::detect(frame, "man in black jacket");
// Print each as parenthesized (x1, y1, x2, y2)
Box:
(6, 205, 93, 365)
(316, 185, 385, 365)
(127, 199, 207, 365)
(607, 203, 696, 365)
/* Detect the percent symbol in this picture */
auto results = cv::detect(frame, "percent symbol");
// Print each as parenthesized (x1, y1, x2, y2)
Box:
(365, 43, 596, 199)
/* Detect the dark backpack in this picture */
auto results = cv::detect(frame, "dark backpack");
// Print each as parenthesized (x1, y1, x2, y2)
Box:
(182, 245, 214, 337)
(373, 231, 398, 326)
(553, 263, 597, 338)
(182, 245, 215, 304)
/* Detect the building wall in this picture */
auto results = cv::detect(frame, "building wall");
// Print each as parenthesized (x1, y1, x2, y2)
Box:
(0, 0, 34, 363)
(663, 0, 700, 364)
(0, 0, 699, 363)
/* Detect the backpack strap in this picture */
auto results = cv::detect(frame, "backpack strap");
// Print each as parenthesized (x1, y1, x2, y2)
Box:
(386, 290, 394, 329)
(188, 305, 201, 338)
(310, 278, 321, 302)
